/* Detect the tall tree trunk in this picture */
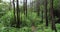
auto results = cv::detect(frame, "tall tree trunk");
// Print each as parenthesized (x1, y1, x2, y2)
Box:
(45, 0, 48, 27)
(16, 0, 20, 28)
(23, 0, 27, 17)
(11, 0, 16, 27)
(41, 10, 43, 24)
(36, 0, 40, 16)
(50, 0, 57, 32)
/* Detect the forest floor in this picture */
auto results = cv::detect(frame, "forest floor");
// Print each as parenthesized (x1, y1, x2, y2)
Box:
(0, 23, 60, 32)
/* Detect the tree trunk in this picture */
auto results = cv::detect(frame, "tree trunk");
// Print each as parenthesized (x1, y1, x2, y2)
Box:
(11, 0, 16, 27)
(41, 10, 43, 24)
(16, 0, 21, 28)
(45, 0, 48, 27)
(50, 0, 57, 32)
(23, 0, 27, 17)
(36, 0, 40, 16)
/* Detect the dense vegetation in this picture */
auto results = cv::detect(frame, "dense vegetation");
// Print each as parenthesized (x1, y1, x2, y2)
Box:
(0, 0, 60, 32)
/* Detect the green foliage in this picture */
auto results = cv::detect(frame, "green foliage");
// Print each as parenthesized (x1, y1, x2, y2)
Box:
(53, 0, 60, 9)
(0, 0, 60, 32)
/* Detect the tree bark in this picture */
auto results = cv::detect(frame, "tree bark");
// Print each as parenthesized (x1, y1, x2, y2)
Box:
(50, 0, 57, 32)
(16, 0, 21, 28)
(36, 0, 40, 16)
(23, 0, 27, 17)
(11, 0, 16, 27)
(45, 0, 48, 27)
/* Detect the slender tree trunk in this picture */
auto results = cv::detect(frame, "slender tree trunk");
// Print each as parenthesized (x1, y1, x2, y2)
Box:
(41, 10, 43, 23)
(45, 0, 48, 27)
(23, 0, 27, 17)
(50, 0, 57, 32)
(16, 0, 20, 28)
(36, 0, 40, 16)
(11, 0, 16, 27)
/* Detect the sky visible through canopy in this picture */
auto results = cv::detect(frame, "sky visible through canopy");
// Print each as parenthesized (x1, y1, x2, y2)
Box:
(2, 0, 34, 5)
